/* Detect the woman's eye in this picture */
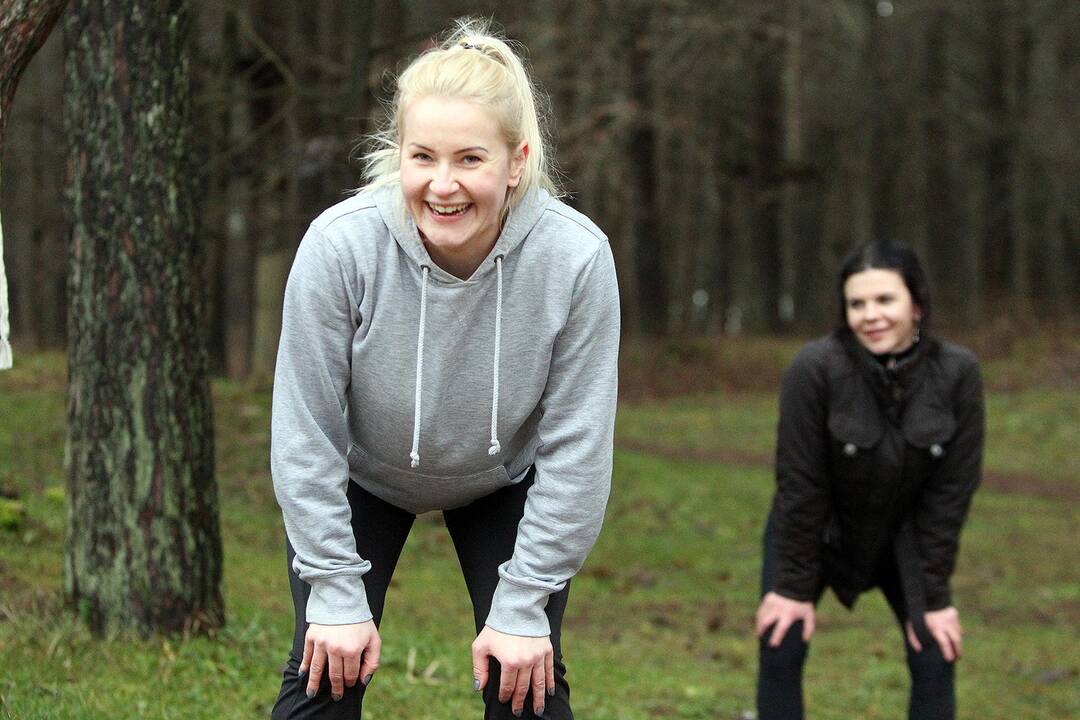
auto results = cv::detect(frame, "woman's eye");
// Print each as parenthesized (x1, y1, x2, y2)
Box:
(413, 152, 432, 162)
(462, 155, 482, 165)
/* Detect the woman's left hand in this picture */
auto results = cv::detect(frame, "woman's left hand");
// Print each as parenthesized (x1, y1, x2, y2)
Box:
(472, 625, 554, 717)
(905, 606, 962, 662)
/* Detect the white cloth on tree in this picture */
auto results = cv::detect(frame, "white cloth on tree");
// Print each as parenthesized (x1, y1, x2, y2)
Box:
(0, 219, 12, 369)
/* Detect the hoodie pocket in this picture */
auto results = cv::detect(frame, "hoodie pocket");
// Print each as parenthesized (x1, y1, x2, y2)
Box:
(347, 442, 513, 514)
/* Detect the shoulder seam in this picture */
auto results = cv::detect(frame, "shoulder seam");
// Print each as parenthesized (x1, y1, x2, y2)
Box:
(314, 195, 379, 232)
(542, 203, 608, 243)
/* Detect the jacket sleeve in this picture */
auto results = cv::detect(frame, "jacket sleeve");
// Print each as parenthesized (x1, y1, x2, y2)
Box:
(914, 356, 984, 610)
(485, 242, 620, 637)
(271, 226, 372, 626)
(771, 346, 832, 601)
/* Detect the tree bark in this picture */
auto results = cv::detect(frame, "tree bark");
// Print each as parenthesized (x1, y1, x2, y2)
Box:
(923, 4, 966, 321)
(1003, 0, 1032, 301)
(221, 5, 255, 380)
(778, 0, 802, 327)
(0, 0, 69, 368)
(64, 0, 223, 635)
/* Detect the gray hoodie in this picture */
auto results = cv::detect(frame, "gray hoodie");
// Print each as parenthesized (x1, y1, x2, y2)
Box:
(271, 183, 619, 637)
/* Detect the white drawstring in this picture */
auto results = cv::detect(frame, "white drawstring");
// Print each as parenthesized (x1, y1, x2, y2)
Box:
(409, 266, 430, 468)
(488, 256, 503, 456)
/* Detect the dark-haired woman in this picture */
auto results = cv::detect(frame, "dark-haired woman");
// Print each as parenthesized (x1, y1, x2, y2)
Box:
(755, 242, 984, 720)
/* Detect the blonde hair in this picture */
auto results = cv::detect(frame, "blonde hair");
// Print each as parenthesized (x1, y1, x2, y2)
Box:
(359, 18, 561, 211)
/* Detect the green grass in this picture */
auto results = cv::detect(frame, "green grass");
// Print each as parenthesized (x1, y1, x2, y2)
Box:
(1, 348, 1078, 719)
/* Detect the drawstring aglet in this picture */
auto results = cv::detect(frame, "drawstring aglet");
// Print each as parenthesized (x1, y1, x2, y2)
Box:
(410, 451, 420, 468)
(488, 440, 501, 456)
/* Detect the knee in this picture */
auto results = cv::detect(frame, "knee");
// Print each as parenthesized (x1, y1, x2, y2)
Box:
(759, 624, 808, 676)
(907, 642, 954, 682)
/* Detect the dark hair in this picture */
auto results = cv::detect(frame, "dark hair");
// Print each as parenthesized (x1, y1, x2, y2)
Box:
(836, 241, 932, 331)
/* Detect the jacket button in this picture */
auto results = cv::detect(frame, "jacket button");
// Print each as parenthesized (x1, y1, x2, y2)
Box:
(843, 442, 858, 457)
(930, 443, 944, 458)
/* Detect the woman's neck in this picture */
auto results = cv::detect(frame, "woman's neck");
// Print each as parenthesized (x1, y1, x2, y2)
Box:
(421, 235, 496, 280)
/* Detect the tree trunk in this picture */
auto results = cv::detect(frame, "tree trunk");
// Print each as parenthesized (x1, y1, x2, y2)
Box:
(1004, 0, 1032, 301)
(63, 0, 223, 635)
(778, 0, 802, 327)
(0, 0, 69, 368)
(250, 248, 290, 380)
(221, 6, 255, 380)
(1026, 8, 1071, 310)
(923, 5, 966, 322)
(4, 71, 36, 347)
(30, 28, 67, 348)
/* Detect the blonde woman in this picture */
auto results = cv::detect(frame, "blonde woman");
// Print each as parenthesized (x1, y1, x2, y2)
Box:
(269, 19, 619, 720)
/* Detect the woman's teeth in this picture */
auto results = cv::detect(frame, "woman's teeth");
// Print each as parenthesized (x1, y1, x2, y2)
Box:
(428, 202, 470, 216)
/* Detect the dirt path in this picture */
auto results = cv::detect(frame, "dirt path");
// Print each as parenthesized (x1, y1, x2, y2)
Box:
(617, 440, 1079, 502)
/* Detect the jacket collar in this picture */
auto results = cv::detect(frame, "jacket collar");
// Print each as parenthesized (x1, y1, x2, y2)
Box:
(836, 328, 937, 422)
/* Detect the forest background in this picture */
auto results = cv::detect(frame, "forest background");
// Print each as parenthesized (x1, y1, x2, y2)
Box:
(1, 1, 1078, 719)
(5, 0, 1080, 358)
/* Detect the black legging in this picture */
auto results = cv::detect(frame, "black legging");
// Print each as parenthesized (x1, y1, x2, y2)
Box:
(271, 471, 572, 719)
(757, 513, 955, 720)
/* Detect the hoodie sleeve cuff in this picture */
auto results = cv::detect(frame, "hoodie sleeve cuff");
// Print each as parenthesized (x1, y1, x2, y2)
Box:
(485, 579, 552, 637)
(305, 573, 373, 626)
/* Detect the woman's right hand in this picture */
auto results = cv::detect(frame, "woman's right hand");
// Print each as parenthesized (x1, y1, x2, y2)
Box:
(300, 620, 380, 701)
(755, 591, 816, 647)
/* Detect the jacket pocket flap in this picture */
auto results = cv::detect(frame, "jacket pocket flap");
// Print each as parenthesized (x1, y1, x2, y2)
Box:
(827, 410, 883, 449)
(901, 403, 957, 448)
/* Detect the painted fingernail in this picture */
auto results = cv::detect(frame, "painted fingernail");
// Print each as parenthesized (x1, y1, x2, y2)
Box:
(513, 710, 523, 718)
(306, 688, 315, 699)
(547, 685, 555, 697)
(536, 706, 545, 717)
(472, 678, 481, 692)
(332, 693, 342, 702)
(363, 673, 373, 686)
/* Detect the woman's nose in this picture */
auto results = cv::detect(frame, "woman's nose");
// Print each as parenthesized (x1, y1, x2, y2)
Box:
(429, 164, 458, 196)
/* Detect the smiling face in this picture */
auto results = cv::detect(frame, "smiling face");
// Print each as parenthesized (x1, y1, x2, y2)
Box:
(843, 268, 922, 355)
(399, 95, 526, 278)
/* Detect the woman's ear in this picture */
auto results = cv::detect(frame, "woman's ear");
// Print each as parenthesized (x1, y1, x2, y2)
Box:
(507, 142, 528, 188)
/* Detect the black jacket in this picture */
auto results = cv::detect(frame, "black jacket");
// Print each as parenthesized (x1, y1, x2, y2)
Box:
(770, 329, 983, 635)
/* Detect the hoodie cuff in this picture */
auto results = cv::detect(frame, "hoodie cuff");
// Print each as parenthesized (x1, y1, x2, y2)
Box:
(485, 579, 552, 637)
(305, 573, 373, 626)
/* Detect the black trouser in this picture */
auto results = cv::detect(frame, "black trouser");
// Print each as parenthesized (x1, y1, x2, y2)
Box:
(756, 513, 955, 720)
(271, 471, 572, 719)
